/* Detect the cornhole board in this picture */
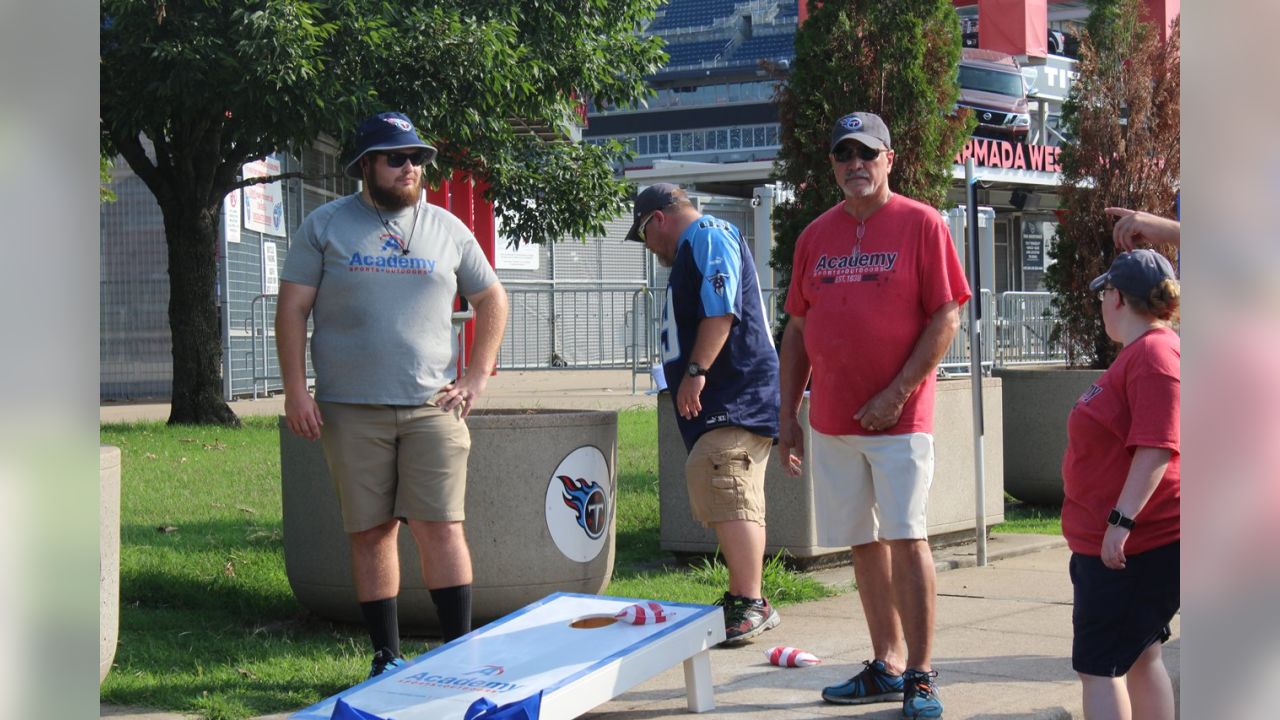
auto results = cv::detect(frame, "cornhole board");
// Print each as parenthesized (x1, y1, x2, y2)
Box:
(292, 593, 726, 719)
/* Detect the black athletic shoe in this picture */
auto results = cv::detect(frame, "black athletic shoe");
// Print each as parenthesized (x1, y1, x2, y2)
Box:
(717, 592, 781, 645)
(368, 648, 407, 679)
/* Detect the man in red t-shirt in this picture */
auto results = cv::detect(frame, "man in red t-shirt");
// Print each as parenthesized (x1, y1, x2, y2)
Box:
(778, 111, 970, 720)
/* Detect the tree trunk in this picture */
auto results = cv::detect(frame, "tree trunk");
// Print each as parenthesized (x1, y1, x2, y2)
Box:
(161, 201, 241, 426)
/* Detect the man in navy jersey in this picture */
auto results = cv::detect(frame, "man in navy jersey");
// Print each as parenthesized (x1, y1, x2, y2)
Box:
(627, 183, 781, 643)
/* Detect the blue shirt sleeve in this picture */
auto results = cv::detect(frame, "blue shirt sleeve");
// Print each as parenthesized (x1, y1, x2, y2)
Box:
(689, 220, 743, 320)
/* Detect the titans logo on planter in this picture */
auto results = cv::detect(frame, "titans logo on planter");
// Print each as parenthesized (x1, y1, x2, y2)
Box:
(544, 446, 612, 562)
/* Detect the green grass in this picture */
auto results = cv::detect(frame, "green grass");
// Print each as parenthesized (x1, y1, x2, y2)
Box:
(992, 494, 1063, 535)
(100, 408, 832, 719)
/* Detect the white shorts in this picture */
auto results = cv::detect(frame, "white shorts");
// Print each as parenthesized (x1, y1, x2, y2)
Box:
(810, 430, 934, 547)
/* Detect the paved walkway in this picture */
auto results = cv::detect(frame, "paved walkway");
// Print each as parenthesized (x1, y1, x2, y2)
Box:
(100, 536, 1180, 719)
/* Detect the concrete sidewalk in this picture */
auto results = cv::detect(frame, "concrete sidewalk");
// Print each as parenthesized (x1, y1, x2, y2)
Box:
(101, 369, 658, 424)
(100, 536, 1180, 719)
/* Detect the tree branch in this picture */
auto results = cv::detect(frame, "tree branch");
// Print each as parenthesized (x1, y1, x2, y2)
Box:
(226, 170, 346, 192)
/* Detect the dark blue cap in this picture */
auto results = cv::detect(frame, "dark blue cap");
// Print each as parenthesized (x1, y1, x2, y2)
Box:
(1089, 249, 1177, 297)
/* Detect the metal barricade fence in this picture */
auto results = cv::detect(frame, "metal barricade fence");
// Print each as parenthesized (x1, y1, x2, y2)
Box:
(498, 283, 652, 372)
(996, 291, 1066, 365)
(938, 289, 998, 376)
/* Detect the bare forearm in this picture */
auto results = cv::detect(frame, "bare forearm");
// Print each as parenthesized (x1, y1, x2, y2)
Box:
(463, 284, 509, 378)
(1115, 447, 1172, 519)
(779, 319, 811, 418)
(888, 302, 959, 400)
(689, 315, 733, 367)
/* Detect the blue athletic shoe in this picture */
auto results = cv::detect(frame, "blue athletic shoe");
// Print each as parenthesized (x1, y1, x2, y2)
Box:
(821, 659, 905, 705)
(901, 668, 944, 719)
(368, 649, 407, 679)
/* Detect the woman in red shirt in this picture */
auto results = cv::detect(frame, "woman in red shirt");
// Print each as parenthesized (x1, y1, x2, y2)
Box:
(1061, 249, 1180, 720)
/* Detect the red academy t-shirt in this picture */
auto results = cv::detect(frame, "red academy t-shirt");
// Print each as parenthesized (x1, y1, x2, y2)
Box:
(1061, 326, 1181, 556)
(784, 195, 971, 436)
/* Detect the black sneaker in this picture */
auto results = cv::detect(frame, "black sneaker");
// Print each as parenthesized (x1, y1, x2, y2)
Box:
(716, 592, 780, 645)
(901, 668, 944, 719)
(368, 648, 407, 679)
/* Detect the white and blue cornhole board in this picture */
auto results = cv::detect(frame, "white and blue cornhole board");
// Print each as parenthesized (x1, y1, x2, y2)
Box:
(293, 593, 726, 719)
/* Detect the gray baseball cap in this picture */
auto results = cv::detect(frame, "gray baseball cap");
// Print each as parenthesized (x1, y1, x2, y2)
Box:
(829, 112, 892, 152)
(1089, 249, 1178, 296)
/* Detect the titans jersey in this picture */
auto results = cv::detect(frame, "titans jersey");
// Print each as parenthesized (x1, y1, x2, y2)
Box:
(661, 215, 780, 450)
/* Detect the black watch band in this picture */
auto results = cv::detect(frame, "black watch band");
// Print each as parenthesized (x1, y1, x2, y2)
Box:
(686, 362, 709, 377)
(1107, 508, 1136, 530)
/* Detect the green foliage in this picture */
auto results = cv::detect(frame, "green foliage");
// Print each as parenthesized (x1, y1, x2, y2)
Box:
(100, 0, 665, 242)
(769, 0, 973, 317)
(994, 498, 1063, 535)
(1044, 0, 1180, 367)
(100, 155, 117, 203)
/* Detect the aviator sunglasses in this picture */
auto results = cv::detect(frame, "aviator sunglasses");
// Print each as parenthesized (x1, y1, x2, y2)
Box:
(832, 143, 882, 163)
(378, 150, 432, 168)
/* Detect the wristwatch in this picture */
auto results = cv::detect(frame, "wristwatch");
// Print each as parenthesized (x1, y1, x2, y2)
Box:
(686, 362, 709, 377)
(1106, 508, 1136, 530)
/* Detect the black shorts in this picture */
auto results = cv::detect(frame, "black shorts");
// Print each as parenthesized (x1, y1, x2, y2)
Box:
(1070, 540, 1180, 677)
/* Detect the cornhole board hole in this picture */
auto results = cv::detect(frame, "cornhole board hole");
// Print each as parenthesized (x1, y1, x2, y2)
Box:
(292, 593, 726, 719)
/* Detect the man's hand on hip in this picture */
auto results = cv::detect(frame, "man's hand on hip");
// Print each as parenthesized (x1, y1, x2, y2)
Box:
(440, 373, 488, 418)
(284, 391, 323, 441)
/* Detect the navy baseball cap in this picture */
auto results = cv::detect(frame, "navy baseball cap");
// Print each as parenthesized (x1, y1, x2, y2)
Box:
(344, 111, 437, 178)
(625, 183, 683, 242)
(1089, 249, 1177, 296)
(830, 112, 892, 152)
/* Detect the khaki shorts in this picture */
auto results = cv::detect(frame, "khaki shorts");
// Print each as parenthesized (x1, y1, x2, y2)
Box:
(685, 426, 772, 527)
(318, 401, 471, 533)
(810, 430, 934, 546)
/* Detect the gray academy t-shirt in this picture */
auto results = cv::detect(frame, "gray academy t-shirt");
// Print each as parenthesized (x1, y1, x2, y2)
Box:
(280, 194, 498, 404)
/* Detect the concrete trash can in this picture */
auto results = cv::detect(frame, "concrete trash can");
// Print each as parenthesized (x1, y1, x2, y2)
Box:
(281, 409, 618, 633)
(100, 446, 121, 683)
(658, 378, 1004, 564)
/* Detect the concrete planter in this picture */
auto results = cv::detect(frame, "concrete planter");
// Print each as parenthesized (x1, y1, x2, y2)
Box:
(994, 366, 1104, 505)
(281, 409, 617, 633)
(100, 446, 121, 683)
(658, 378, 1004, 564)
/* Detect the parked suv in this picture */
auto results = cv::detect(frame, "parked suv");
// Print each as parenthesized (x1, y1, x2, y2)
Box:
(957, 48, 1031, 144)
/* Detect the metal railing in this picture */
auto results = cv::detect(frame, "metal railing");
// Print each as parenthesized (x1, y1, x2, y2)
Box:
(996, 291, 1066, 365)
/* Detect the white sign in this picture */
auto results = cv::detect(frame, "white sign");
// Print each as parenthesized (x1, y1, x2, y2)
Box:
(495, 240, 540, 271)
(223, 190, 241, 244)
(544, 446, 611, 563)
(262, 241, 279, 295)
(242, 154, 286, 236)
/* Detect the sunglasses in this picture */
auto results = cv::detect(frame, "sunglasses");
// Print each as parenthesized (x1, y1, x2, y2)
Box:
(637, 211, 658, 243)
(832, 143, 882, 163)
(1096, 285, 1116, 302)
(379, 150, 431, 168)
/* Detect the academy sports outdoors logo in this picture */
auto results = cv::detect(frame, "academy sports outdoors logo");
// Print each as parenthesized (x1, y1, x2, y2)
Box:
(398, 664, 523, 694)
(347, 235, 438, 275)
(559, 476, 608, 540)
(813, 250, 898, 284)
(385, 116, 414, 132)
(545, 446, 612, 562)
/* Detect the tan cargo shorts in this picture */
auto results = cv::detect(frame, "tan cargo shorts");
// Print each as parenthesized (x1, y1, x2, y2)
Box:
(684, 426, 772, 527)
(318, 401, 471, 533)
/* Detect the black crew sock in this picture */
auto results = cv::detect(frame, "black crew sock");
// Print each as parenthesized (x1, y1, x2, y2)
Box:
(429, 584, 473, 642)
(360, 597, 401, 657)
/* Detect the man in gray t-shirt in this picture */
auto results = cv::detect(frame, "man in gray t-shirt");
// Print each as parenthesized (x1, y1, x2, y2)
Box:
(276, 111, 508, 679)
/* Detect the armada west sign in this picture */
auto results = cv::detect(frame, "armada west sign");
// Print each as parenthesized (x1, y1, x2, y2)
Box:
(955, 138, 1063, 173)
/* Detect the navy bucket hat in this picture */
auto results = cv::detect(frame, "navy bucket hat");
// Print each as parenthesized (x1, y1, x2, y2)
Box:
(344, 111, 437, 179)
